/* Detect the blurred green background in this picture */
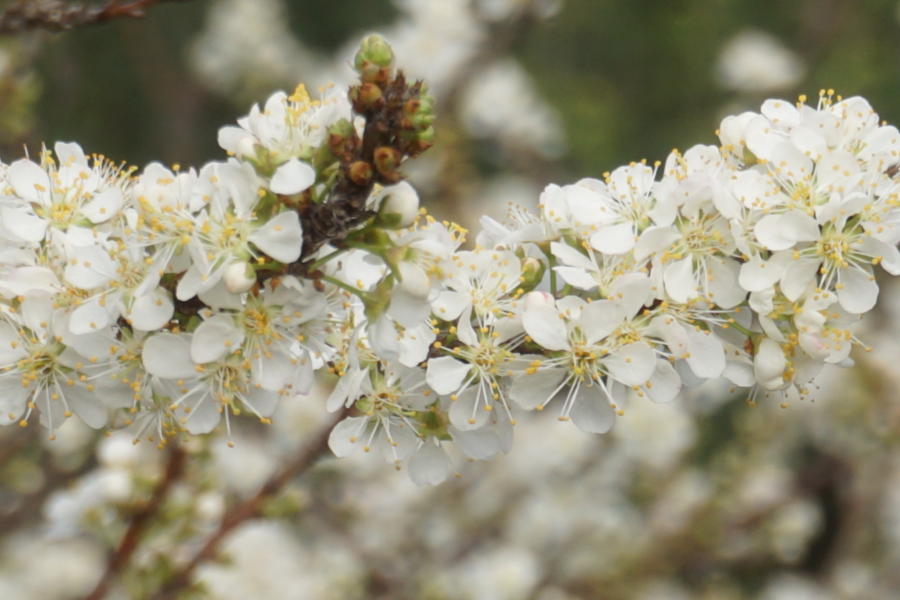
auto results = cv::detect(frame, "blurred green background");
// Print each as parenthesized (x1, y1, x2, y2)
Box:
(4, 0, 900, 181)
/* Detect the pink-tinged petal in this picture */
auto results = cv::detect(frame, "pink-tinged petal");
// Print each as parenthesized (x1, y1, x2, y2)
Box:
(663, 258, 697, 303)
(685, 329, 725, 380)
(191, 314, 244, 364)
(142, 333, 197, 380)
(9, 159, 50, 203)
(570, 385, 616, 434)
(780, 257, 820, 301)
(269, 158, 315, 195)
(604, 342, 656, 386)
(510, 368, 567, 410)
(837, 267, 878, 314)
(409, 441, 451, 486)
(0, 207, 48, 242)
(590, 222, 636, 255)
(128, 287, 174, 332)
(522, 305, 569, 351)
(248, 211, 303, 263)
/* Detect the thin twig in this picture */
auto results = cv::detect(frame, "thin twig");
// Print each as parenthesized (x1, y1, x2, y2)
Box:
(147, 407, 350, 600)
(82, 444, 187, 600)
(0, 0, 194, 35)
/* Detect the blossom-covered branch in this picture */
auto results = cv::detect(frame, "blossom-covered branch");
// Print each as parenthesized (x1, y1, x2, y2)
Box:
(0, 32, 898, 490)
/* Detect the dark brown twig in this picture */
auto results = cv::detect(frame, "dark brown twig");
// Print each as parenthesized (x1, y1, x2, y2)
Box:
(147, 407, 350, 600)
(0, 0, 194, 35)
(82, 445, 187, 600)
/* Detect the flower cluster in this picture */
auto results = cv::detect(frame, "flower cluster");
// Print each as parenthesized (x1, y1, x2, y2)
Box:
(1, 33, 898, 485)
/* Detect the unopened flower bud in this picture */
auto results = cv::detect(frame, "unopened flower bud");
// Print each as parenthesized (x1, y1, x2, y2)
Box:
(373, 146, 401, 176)
(524, 291, 554, 311)
(375, 181, 419, 229)
(350, 82, 384, 112)
(347, 161, 374, 186)
(355, 34, 395, 70)
(397, 261, 432, 299)
(327, 119, 356, 157)
(518, 258, 547, 293)
(223, 261, 256, 294)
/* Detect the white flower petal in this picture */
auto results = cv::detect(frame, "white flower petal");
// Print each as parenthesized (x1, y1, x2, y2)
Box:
(82, 188, 124, 224)
(590, 222, 636, 255)
(409, 441, 451, 486)
(510, 368, 567, 410)
(837, 267, 878, 314)
(426, 356, 471, 395)
(191, 314, 244, 364)
(685, 329, 726, 380)
(604, 342, 656, 386)
(248, 211, 303, 263)
(0, 207, 48, 242)
(269, 158, 315, 195)
(128, 288, 175, 332)
(522, 305, 569, 351)
(142, 333, 197, 380)
(9, 159, 50, 203)
(570, 385, 616, 434)
(450, 426, 501, 460)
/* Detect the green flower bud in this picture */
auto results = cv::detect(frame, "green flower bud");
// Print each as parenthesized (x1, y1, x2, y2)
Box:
(518, 257, 546, 293)
(355, 35, 394, 69)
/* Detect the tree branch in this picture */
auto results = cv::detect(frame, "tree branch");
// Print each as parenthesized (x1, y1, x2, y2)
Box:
(147, 407, 351, 600)
(82, 444, 187, 600)
(0, 0, 195, 35)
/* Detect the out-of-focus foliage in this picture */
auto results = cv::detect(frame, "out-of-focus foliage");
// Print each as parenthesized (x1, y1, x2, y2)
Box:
(4, 0, 900, 598)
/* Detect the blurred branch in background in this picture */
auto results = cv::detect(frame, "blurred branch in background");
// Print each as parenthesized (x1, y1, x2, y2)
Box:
(0, 0, 195, 35)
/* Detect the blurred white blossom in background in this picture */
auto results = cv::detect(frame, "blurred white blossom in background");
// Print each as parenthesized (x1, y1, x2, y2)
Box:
(716, 29, 805, 92)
